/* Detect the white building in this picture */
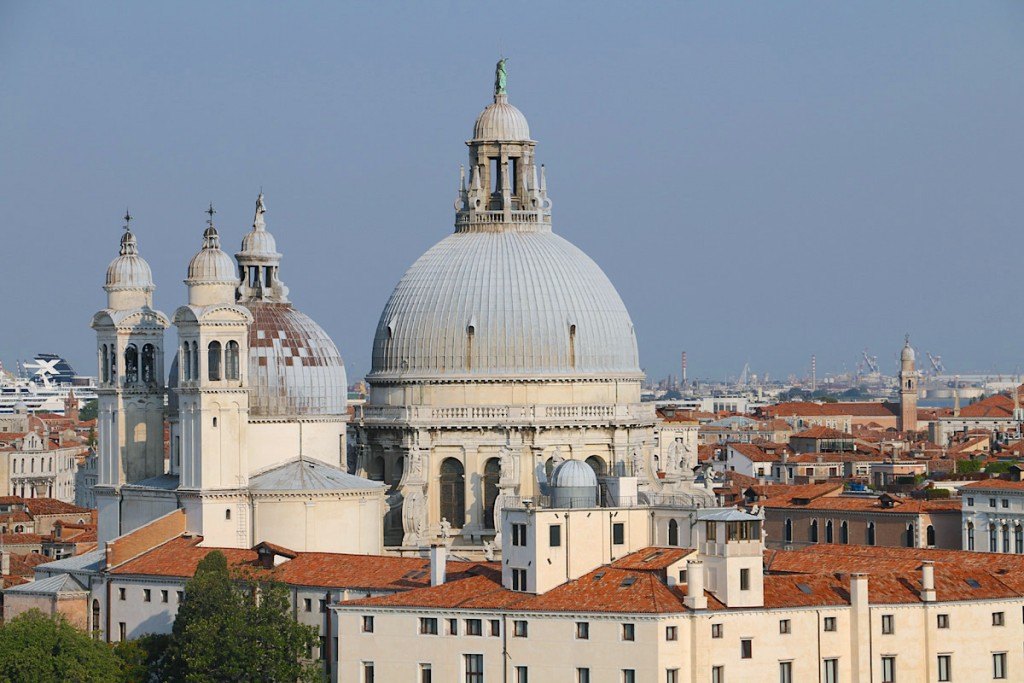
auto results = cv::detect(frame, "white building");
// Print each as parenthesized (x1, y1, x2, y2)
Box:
(960, 472, 1024, 553)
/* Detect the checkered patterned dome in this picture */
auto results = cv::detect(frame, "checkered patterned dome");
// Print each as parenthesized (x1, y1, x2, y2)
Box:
(243, 301, 347, 418)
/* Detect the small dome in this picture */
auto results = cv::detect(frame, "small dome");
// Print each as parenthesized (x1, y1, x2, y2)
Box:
(901, 340, 915, 363)
(239, 228, 278, 259)
(186, 227, 238, 284)
(105, 231, 155, 291)
(473, 95, 531, 141)
(550, 459, 598, 489)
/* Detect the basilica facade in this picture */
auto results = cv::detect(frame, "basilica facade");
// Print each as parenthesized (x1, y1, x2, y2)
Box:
(353, 64, 708, 549)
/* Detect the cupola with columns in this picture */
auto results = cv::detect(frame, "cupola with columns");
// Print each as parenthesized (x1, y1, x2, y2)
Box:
(236, 193, 290, 303)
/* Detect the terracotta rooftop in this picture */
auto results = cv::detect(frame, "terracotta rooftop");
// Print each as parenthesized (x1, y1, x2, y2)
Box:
(792, 426, 854, 440)
(960, 478, 1024, 492)
(610, 547, 692, 571)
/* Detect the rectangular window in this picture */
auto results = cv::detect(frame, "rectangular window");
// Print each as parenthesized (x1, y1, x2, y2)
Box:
(740, 568, 750, 591)
(304, 598, 312, 612)
(448, 618, 458, 635)
(1003, 499, 1009, 508)
(319, 599, 327, 613)
(576, 621, 589, 639)
(665, 625, 678, 641)
(466, 619, 482, 636)
(515, 666, 528, 683)
(994, 652, 1007, 679)
(993, 611, 1005, 626)
(779, 661, 793, 683)
(937, 613, 949, 629)
(420, 663, 432, 683)
(937, 655, 951, 682)
(967, 497, 974, 506)
(990, 498, 997, 508)
(362, 615, 374, 633)
(881, 614, 894, 634)
(511, 568, 527, 592)
(465, 654, 484, 683)
(711, 623, 723, 638)
(511, 523, 527, 546)
(665, 669, 678, 683)
(577, 668, 590, 683)
(118, 622, 126, 641)
(740, 639, 752, 659)
(823, 659, 839, 683)
(613, 523, 625, 545)
(881, 656, 895, 683)
(622, 623, 635, 641)
(549, 524, 562, 547)
(419, 617, 438, 635)
(118, 587, 126, 601)
(623, 670, 637, 683)
(160, 590, 168, 603)
(318, 636, 327, 661)
(711, 666, 724, 683)
(176, 590, 183, 602)
(143, 590, 151, 603)
(514, 620, 528, 637)
(490, 619, 500, 636)
(823, 616, 836, 632)
(779, 619, 791, 634)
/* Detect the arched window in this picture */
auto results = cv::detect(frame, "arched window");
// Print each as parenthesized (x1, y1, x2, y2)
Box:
(840, 521, 849, 544)
(391, 457, 404, 486)
(100, 345, 109, 383)
(668, 519, 679, 546)
(225, 341, 240, 381)
(568, 324, 577, 369)
(967, 522, 975, 551)
(482, 458, 500, 530)
(544, 457, 554, 482)
(927, 524, 936, 548)
(585, 456, 606, 477)
(182, 344, 191, 380)
(109, 347, 117, 384)
(825, 520, 834, 544)
(1016, 525, 1023, 554)
(190, 342, 199, 382)
(367, 456, 385, 482)
(141, 344, 156, 383)
(809, 519, 818, 543)
(784, 518, 793, 543)
(466, 325, 475, 371)
(124, 344, 138, 384)
(14, 525, 23, 533)
(990, 525, 998, 552)
(906, 524, 916, 548)
(91, 599, 100, 638)
(207, 341, 222, 381)
(439, 458, 466, 529)
(1002, 524, 1010, 553)
(867, 522, 876, 546)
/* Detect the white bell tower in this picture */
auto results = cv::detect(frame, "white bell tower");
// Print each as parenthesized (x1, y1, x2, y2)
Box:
(91, 212, 170, 544)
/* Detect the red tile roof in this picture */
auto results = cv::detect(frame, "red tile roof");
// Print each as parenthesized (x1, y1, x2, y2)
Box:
(792, 426, 854, 440)
(960, 478, 1024, 492)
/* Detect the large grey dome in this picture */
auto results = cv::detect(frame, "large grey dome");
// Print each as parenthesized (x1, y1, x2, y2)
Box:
(369, 230, 641, 381)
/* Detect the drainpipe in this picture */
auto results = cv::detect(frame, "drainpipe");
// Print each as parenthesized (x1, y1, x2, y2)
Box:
(502, 612, 509, 683)
(105, 578, 111, 643)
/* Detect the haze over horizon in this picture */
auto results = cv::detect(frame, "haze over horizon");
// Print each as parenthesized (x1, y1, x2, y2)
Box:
(2, 2, 1022, 383)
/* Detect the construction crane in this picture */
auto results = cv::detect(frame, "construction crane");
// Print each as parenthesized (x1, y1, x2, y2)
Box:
(862, 349, 879, 374)
(926, 351, 945, 376)
(738, 362, 751, 386)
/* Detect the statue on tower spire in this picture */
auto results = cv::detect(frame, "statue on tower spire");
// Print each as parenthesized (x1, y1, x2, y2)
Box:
(494, 58, 507, 98)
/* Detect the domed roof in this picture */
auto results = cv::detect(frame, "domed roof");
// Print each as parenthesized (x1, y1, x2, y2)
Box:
(186, 227, 238, 284)
(473, 95, 531, 141)
(369, 230, 641, 381)
(168, 302, 347, 420)
(237, 193, 280, 261)
(901, 338, 915, 363)
(243, 302, 347, 418)
(105, 231, 155, 291)
(550, 459, 598, 489)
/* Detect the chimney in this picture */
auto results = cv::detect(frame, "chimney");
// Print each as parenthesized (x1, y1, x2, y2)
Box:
(920, 561, 936, 602)
(430, 544, 447, 587)
(683, 559, 707, 610)
(1, 551, 9, 576)
(850, 572, 869, 610)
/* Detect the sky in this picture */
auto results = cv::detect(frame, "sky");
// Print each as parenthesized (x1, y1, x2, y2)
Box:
(1, 2, 1023, 383)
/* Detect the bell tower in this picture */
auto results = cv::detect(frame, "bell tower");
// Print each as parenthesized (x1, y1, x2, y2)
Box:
(91, 212, 170, 543)
(898, 336, 918, 433)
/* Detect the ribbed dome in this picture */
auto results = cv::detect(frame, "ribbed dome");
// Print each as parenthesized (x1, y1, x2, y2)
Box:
(239, 228, 278, 258)
(901, 341, 915, 363)
(186, 228, 238, 284)
(243, 302, 347, 418)
(473, 95, 531, 141)
(369, 230, 641, 381)
(550, 459, 598, 489)
(105, 231, 155, 291)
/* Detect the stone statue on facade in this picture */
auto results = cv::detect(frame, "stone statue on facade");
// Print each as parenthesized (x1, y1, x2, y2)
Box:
(495, 58, 507, 96)
(401, 485, 428, 547)
(440, 517, 452, 543)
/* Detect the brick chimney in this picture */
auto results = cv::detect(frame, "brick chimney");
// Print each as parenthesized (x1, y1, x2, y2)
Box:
(920, 561, 935, 602)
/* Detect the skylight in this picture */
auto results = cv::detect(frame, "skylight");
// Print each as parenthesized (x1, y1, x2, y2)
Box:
(621, 576, 637, 587)
(796, 583, 813, 594)
(965, 578, 981, 589)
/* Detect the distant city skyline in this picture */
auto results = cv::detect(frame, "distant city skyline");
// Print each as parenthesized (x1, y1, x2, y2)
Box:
(2, 3, 1023, 381)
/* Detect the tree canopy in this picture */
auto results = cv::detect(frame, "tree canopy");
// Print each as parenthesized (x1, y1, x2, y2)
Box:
(0, 610, 123, 683)
(156, 551, 320, 683)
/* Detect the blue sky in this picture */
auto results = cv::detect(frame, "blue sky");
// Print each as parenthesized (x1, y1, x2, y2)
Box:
(1, 2, 1022, 382)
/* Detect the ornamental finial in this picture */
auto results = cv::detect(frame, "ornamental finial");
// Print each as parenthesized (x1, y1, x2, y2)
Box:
(123, 208, 132, 233)
(494, 58, 507, 98)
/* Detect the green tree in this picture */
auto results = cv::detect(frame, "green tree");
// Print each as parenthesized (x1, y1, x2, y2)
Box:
(158, 551, 319, 683)
(79, 399, 99, 421)
(0, 609, 123, 683)
(956, 459, 982, 474)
